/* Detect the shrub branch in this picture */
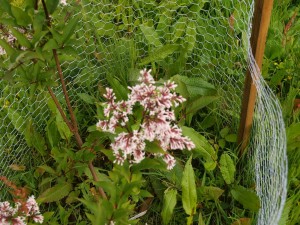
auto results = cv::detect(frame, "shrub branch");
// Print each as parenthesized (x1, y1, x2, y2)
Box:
(41, 0, 107, 200)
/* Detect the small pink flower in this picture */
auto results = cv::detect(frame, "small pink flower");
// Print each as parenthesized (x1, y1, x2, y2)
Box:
(138, 69, 154, 84)
(11, 217, 26, 225)
(103, 88, 116, 103)
(26, 195, 40, 216)
(33, 214, 44, 223)
(163, 154, 176, 170)
(96, 120, 109, 131)
(113, 153, 126, 165)
(0, 201, 15, 217)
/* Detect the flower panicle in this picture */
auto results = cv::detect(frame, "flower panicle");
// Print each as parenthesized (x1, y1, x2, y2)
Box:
(96, 69, 195, 170)
(0, 177, 43, 224)
(0, 196, 43, 224)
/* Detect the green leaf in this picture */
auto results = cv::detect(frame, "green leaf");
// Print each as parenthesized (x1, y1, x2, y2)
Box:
(43, 39, 59, 51)
(62, 16, 79, 44)
(174, 79, 189, 99)
(225, 134, 237, 143)
(32, 12, 45, 37)
(187, 96, 218, 114)
(42, 212, 55, 224)
(0, 17, 18, 27)
(181, 156, 197, 216)
(46, 119, 60, 148)
(231, 185, 260, 212)
(7, 108, 27, 133)
(131, 158, 166, 171)
(187, 215, 193, 225)
(218, 139, 226, 149)
(10, 27, 32, 48)
(186, 96, 218, 124)
(139, 44, 179, 66)
(11, 6, 31, 26)
(162, 189, 177, 225)
(219, 153, 235, 184)
(56, 111, 73, 140)
(24, 120, 46, 155)
(172, 17, 187, 43)
(220, 127, 230, 138)
(75, 149, 95, 162)
(198, 211, 205, 225)
(172, 75, 217, 97)
(38, 182, 72, 203)
(45, 0, 59, 14)
(185, 20, 197, 53)
(203, 161, 217, 171)
(0, 39, 15, 56)
(24, 0, 36, 9)
(0, 0, 12, 15)
(95, 21, 116, 37)
(287, 123, 300, 142)
(139, 190, 154, 198)
(198, 186, 224, 201)
(38, 165, 57, 175)
(145, 141, 165, 154)
(49, 27, 63, 46)
(106, 75, 128, 100)
(9, 51, 45, 70)
(181, 126, 217, 164)
(140, 22, 162, 47)
(77, 93, 95, 105)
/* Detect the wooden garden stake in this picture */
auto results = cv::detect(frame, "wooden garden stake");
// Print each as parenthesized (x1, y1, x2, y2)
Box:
(237, 0, 274, 155)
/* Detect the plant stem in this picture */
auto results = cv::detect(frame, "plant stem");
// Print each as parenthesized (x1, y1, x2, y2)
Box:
(41, 0, 107, 200)
(41, 0, 51, 27)
(88, 162, 107, 200)
(47, 86, 73, 132)
(52, 49, 83, 147)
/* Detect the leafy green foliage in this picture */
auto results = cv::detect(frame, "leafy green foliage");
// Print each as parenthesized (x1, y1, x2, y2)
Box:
(161, 189, 177, 225)
(219, 153, 236, 184)
(231, 185, 260, 212)
(182, 126, 217, 171)
(181, 156, 197, 217)
(38, 182, 72, 203)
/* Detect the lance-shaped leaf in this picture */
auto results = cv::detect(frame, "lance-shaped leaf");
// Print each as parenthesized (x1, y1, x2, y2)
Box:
(62, 16, 80, 44)
(181, 126, 217, 171)
(219, 153, 235, 184)
(172, 75, 217, 97)
(139, 44, 179, 66)
(45, 0, 59, 14)
(38, 182, 72, 203)
(172, 17, 187, 43)
(181, 156, 197, 216)
(7, 108, 27, 133)
(185, 20, 197, 53)
(10, 27, 32, 49)
(161, 189, 177, 225)
(0, 39, 15, 56)
(231, 185, 260, 212)
(11, 6, 31, 26)
(140, 23, 162, 47)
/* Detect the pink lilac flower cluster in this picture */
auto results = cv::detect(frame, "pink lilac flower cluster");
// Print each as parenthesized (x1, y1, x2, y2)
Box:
(0, 196, 43, 225)
(96, 69, 195, 170)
